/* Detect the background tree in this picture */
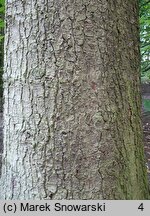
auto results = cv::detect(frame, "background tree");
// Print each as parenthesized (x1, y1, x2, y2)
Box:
(140, 0, 150, 82)
(0, 0, 149, 199)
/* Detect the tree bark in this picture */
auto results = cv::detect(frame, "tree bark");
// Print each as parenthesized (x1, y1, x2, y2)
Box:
(0, 0, 149, 199)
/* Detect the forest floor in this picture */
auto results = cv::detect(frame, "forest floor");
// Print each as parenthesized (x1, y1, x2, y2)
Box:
(142, 84, 150, 183)
(142, 111, 150, 183)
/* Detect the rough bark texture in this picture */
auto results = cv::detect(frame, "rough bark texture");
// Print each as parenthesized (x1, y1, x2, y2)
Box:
(0, 26, 4, 177)
(0, 0, 149, 199)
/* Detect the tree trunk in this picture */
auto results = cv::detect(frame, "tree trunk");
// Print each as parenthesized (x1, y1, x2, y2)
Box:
(0, 0, 149, 199)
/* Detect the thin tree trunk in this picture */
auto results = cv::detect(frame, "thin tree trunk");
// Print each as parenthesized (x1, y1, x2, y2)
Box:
(0, 0, 149, 199)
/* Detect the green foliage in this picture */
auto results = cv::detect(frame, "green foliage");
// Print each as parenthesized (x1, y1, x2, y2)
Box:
(0, 0, 4, 42)
(140, 0, 150, 82)
(0, 0, 5, 33)
(143, 99, 150, 111)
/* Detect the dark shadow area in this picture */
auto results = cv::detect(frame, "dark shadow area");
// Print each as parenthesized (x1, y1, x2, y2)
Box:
(142, 83, 150, 183)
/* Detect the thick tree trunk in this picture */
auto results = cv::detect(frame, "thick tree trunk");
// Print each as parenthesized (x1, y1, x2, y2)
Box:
(0, 0, 149, 199)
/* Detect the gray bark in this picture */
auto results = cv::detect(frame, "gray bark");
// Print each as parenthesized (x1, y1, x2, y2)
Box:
(0, 0, 149, 199)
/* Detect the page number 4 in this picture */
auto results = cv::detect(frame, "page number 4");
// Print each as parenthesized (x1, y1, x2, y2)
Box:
(138, 203, 144, 211)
